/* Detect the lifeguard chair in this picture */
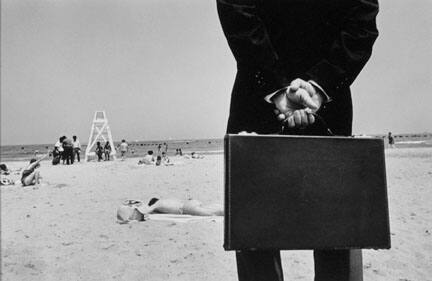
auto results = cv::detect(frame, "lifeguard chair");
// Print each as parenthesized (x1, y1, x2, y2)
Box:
(84, 111, 116, 161)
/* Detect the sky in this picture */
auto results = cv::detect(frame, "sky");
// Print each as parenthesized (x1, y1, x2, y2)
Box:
(1, 0, 431, 145)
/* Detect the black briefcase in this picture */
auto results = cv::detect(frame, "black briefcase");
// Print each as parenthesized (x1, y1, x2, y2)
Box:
(224, 134, 390, 250)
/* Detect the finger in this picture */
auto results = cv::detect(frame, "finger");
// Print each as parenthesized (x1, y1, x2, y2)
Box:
(277, 113, 286, 121)
(297, 89, 318, 109)
(293, 110, 302, 127)
(300, 110, 309, 127)
(290, 78, 311, 91)
(307, 113, 315, 124)
(287, 116, 295, 128)
(290, 78, 303, 91)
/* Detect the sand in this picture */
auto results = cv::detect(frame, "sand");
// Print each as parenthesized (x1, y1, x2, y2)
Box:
(1, 148, 432, 281)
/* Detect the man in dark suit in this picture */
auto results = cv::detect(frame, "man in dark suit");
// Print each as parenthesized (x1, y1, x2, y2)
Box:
(217, 0, 379, 280)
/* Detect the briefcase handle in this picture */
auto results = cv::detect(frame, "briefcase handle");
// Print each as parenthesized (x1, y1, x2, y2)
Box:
(279, 113, 334, 136)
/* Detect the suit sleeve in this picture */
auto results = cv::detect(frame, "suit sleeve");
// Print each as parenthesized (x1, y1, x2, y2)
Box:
(305, 0, 379, 99)
(216, 0, 279, 67)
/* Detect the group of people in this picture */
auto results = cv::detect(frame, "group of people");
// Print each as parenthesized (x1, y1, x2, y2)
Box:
(138, 150, 172, 166)
(95, 141, 113, 161)
(174, 148, 183, 156)
(53, 136, 81, 165)
(0, 153, 49, 187)
(157, 143, 168, 154)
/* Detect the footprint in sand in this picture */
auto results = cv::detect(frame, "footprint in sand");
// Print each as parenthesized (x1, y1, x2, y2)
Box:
(24, 263, 36, 270)
(53, 183, 68, 189)
(372, 269, 386, 276)
(134, 250, 142, 256)
(101, 244, 115, 250)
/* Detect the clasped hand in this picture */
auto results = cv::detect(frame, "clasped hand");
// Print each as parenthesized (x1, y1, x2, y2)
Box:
(271, 79, 324, 128)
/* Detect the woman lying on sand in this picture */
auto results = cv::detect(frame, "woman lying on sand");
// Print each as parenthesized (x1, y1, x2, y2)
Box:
(21, 154, 48, 186)
(117, 198, 223, 223)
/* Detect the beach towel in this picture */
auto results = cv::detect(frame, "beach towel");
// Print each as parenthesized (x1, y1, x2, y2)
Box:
(147, 214, 223, 223)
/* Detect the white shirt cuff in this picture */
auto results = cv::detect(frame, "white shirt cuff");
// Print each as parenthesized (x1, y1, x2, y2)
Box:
(264, 86, 289, 104)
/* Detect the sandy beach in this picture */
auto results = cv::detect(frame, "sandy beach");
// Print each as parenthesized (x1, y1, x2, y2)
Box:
(1, 148, 431, 281)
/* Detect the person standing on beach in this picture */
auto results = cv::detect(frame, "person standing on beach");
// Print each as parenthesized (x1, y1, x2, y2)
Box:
(217, 1, 379, 280)
(104, 142, 112, 161)
(119, 139, 128, 160)
(388, 132, 395, 148)
(95, 142, 104, 162)
(72, 136, 81, 162)
(54, 136, 64, 163)
(62, 136, 74, 165)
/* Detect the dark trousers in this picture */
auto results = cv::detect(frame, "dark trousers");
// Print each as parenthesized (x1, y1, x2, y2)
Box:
(73, 148, 80, 162)
(63, 147, 74, 165)
(236, 249, 363, 281)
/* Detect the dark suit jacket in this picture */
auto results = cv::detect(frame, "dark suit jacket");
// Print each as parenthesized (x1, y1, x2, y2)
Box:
(217, 0, 379, 136)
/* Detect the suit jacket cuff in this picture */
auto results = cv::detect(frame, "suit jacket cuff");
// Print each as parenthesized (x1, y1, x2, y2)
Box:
(308, 80, 331, 103)
(263, 86, 289, 104)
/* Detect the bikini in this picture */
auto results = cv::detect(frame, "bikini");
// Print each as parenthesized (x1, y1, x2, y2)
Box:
(21, 167, 35, 184)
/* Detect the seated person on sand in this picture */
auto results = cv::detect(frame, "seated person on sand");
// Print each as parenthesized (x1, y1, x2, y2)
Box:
(161, 152, 171, 164)
(191, 152, 204, 159)
(117, 198, 223, 222)
(138, 150, 155, 165)
(0, 164, 11, 175)
(155, 156, 162, 166)
(21, 154, 48, 186)
(0, 164, 15, 186)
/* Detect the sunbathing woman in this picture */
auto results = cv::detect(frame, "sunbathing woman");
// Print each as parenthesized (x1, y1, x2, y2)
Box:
(117, 198, 223, 222)
(143, 198, 223, 216)
(21, 154, 48, 186)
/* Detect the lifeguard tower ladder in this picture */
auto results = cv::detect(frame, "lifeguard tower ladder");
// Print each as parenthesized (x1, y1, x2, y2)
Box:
(85, 111, 116, 161)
